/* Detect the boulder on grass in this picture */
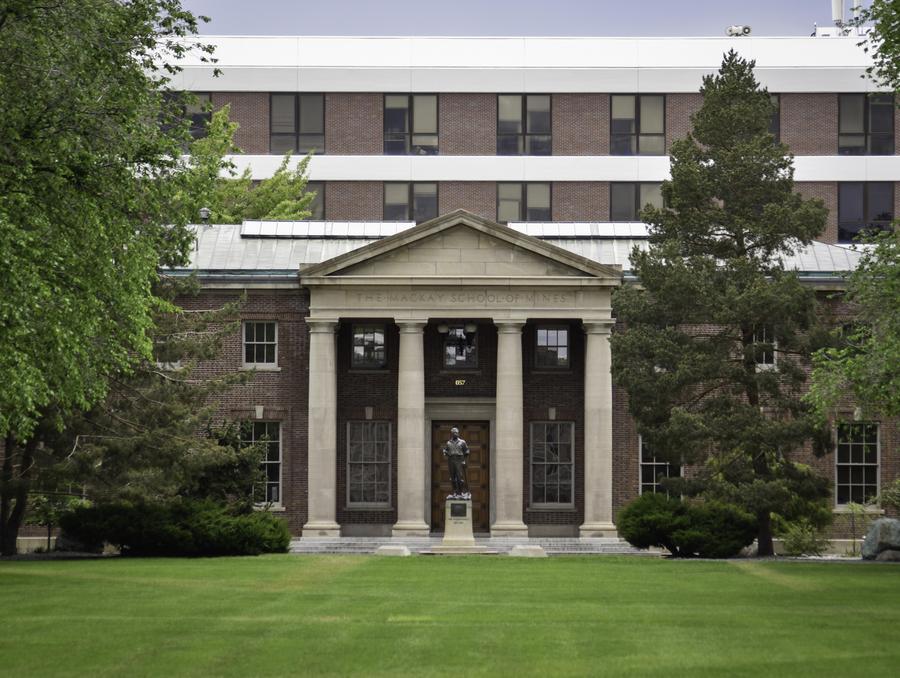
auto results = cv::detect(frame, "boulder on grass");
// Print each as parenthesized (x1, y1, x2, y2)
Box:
(861, 518, 900, 560)
(875, 549, 900, 562)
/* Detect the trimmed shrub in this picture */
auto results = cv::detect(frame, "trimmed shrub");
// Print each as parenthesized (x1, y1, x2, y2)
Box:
(619, 494, 756, 558)
(60, 500, 290, 557)
(779, 518, 828, 556)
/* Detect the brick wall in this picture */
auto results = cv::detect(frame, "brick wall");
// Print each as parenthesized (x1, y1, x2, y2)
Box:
(439, 94, 496, 155)
(553, 94, 608, 155)
(324, 181, 383, 220)
(211, 92, 269, 154)
(325, 93, 383, 154)
(552, 182, 609, 221)
(438, 182, 497, 220)
(666, 93, 703, 150)
(796, 181, 838, 243)
(781, 93, 838, 156)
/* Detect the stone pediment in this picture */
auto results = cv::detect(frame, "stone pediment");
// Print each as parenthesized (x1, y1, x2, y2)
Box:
(300, 210, 621, 283)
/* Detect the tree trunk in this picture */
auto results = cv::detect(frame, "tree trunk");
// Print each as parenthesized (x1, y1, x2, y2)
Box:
(756, 510, 774, 556)
(0, 434, 16, 556)
(46, 522, 53, 552)
(0, 436, 36, 556)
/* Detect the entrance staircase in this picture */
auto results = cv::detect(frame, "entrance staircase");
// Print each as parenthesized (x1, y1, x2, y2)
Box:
(289, 536, 655, 556)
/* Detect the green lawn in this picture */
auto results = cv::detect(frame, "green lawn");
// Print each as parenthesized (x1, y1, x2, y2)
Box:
(1, 556, 898, 677)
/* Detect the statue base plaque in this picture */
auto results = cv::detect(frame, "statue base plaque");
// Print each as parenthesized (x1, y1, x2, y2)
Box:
(429, 499, 492, 555)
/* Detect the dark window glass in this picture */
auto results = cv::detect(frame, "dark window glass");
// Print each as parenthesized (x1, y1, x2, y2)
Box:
(443, 326, 477, 369)
(384, 94, 437, 155)
(639, 439, 681, 496)
(497, 94, 551, 155)
(269, 94, 324, 154)
(536, 326, 569, 368)
(610, 182, 663, 221)
(306, 181, 325, 220)
(611, 94, 665, 156)
(838, 182, 895, 242)
(347, 421, 391, 505)
(351, 324, 386, 369)
(769, 94, 780, 142)
(384, 183, 438, 222)
(243, 321, 277, 365)
(531, 422, 574, 505)
(240, 421, 281, 504)
(839, 93, 894, 155)
(835, 422, 879, 505)
(753, 325, 776, 366)
(186, 93, 211, 140)
(497, 182, 551, 222)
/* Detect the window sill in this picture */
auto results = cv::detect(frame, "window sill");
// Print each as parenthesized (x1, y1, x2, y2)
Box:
(347, 368, 390, 374)
(241, 365, 282, 372)
(344, 504, 393, 511)
(527, 505, 577, 512)
(255, 504, 285, 513)
(531, 369, 573, 375)
(833, 506, 884, 515)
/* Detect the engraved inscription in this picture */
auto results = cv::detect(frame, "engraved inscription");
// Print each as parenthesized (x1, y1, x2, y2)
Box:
(351, 290, 572, 307)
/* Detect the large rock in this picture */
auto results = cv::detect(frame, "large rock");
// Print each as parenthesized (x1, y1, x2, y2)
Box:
(861, 518, 900, 560)
(875, 549, 900, 562)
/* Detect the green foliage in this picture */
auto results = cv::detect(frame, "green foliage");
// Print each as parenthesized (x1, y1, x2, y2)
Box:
(880, 478, 900, 512)
(59, 500, 290, 557)
(858, 0, 900, 93)
(776, 518, 828, 557)
(611, 51, 830, 556)
(618, 493, 756, 558)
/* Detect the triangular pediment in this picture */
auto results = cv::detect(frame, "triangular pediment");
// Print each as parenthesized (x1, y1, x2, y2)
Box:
(300, 210, 622, 282)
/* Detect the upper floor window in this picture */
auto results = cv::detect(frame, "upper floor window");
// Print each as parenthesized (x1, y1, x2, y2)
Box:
(497, 182, 551, 223)
(351, 324, 386, 369)
(530, 422, 574, 506)
(610, 182, 663, 221)
(186, 92, 211, 140)
(639, 437, 681, 496)
(347, 421, 391, 506)
(384, 94, 438, 155)
(243, 321, 277, 367)
(497, 94, 551, 155)
(535, 326, 569, 369)
(384, 182, 438, 222)
(241, 421, 282, 505)
(836, 421, 879, 505)
(753, 325, 776, 368)
(611, 94, 665, 156)
(306, 181, 325, 220)
(838, 182, 894, 243)
(270, 93, 324, 155)
(769, 93, 780, 142)
(443, 325, 477, 369)
(839, 94, 894, 155)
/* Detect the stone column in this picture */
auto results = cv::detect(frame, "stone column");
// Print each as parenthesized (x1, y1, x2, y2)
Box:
(393, 320, 430, 537)
(303, 319, 341, 537)
(491, 320, 528, 537)
(580, 321, 617, 538)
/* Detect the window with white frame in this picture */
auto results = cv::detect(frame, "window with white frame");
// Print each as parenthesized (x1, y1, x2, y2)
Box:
(243, 321, 277, 366)
(347, 421, 391, 506)
(530, 422, 574, 506)
(639, 437, 681, 495)
(241, 421, 282, 504)
(752, 325, 776, 368)
(351, 324, 386, 369)
(535, 325, 569, 369)
(836, 422, 879, 505)
(443, 325, 477, 369)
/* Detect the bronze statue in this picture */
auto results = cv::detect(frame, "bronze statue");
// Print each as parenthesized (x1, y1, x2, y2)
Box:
(442, 427, 470, 499)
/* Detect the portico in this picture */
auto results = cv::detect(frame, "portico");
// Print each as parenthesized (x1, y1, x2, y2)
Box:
(299, 211, 621, 539)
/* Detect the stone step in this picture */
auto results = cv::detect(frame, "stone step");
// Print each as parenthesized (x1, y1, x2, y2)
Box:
(289, 536, 654, 556)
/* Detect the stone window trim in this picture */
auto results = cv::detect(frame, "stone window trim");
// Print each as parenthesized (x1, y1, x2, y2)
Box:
(346, 420, 392, 509)
(638, 435, 683, 496)
(534, 324, 571, 370)
(350, 322, 388, 370)
(529, 421, 575, 509)
(242, 320, 280, 371)
(240, 420, 283, 508)
(834, 420, 881, 507)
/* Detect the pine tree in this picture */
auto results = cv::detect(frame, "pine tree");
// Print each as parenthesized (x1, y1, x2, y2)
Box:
(611, 51, 831, 556)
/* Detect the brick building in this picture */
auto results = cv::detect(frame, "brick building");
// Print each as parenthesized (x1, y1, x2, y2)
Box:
(169, 35, 898, 543)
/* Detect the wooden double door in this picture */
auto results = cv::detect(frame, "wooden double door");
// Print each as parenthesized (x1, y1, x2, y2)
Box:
(431, 421, 490, 533)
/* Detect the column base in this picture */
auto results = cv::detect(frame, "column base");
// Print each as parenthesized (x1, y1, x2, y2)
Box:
(579, 522, 618, 538)
(490, 521, 529, 538)
(391, 521, 430, 538)
(302, 521, 342, 538)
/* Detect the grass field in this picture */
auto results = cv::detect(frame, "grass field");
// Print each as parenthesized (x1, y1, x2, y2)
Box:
(1, 555, 899, 677)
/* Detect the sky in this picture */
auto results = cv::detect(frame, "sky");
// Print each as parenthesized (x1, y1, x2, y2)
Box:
(181, 0, 872, 37)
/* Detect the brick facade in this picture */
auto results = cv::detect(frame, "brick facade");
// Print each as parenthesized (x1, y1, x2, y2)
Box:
(781, 93, 839, 156)
(324, 181, 383, 220)
(325, 93, 383, 155)
(796, 181, 839, 243)
(211, 92, 269, 154)
(553, 94, 608, 156)
(439, 94, 496, 155)
(437, 182, 497, 221)
(665, 93, 703, 152)
(552, 182, 608, 222)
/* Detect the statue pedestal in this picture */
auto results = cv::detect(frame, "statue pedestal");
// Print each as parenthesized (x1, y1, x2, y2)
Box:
(430, 499, 490, 555)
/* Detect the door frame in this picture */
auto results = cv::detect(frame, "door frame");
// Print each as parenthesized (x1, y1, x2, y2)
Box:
(423, 398, 496, 532)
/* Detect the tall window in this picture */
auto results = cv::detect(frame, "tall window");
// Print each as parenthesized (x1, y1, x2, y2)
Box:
(535, 326, 569, 369)
(531, 422, 574, 506)
(443, 326, 477, 369)
(306, 181, 325, 220)
(838, 182, 895, 242)
(347, 421, 391, 506)
(611, 94, 665, 155)
(610, 183, 663, 221)
(639, 438, 681, 495)
(839, 93, 894, 155)
(384, 94, 438, 155)
(270, 93, 325, 154)
(836, 422, 879, 505)
(752, 325, 776, 368)
(351, 324, 386, 369)
(497, 183, 551, 223)
(243, 321, 277, 367)
(187, 92, 211, 139)
(384, 183, 438, 222)
(241, 421, 281, 504)
(769, 93, 780, 142)
(497, 94, 551, 155)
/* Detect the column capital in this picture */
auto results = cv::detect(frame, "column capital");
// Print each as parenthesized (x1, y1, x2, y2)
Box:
(395, 319, 429, 333)
(305, 318, 338, 333)
(494, 319, 526, 334)
(583, 320, 614, 336)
